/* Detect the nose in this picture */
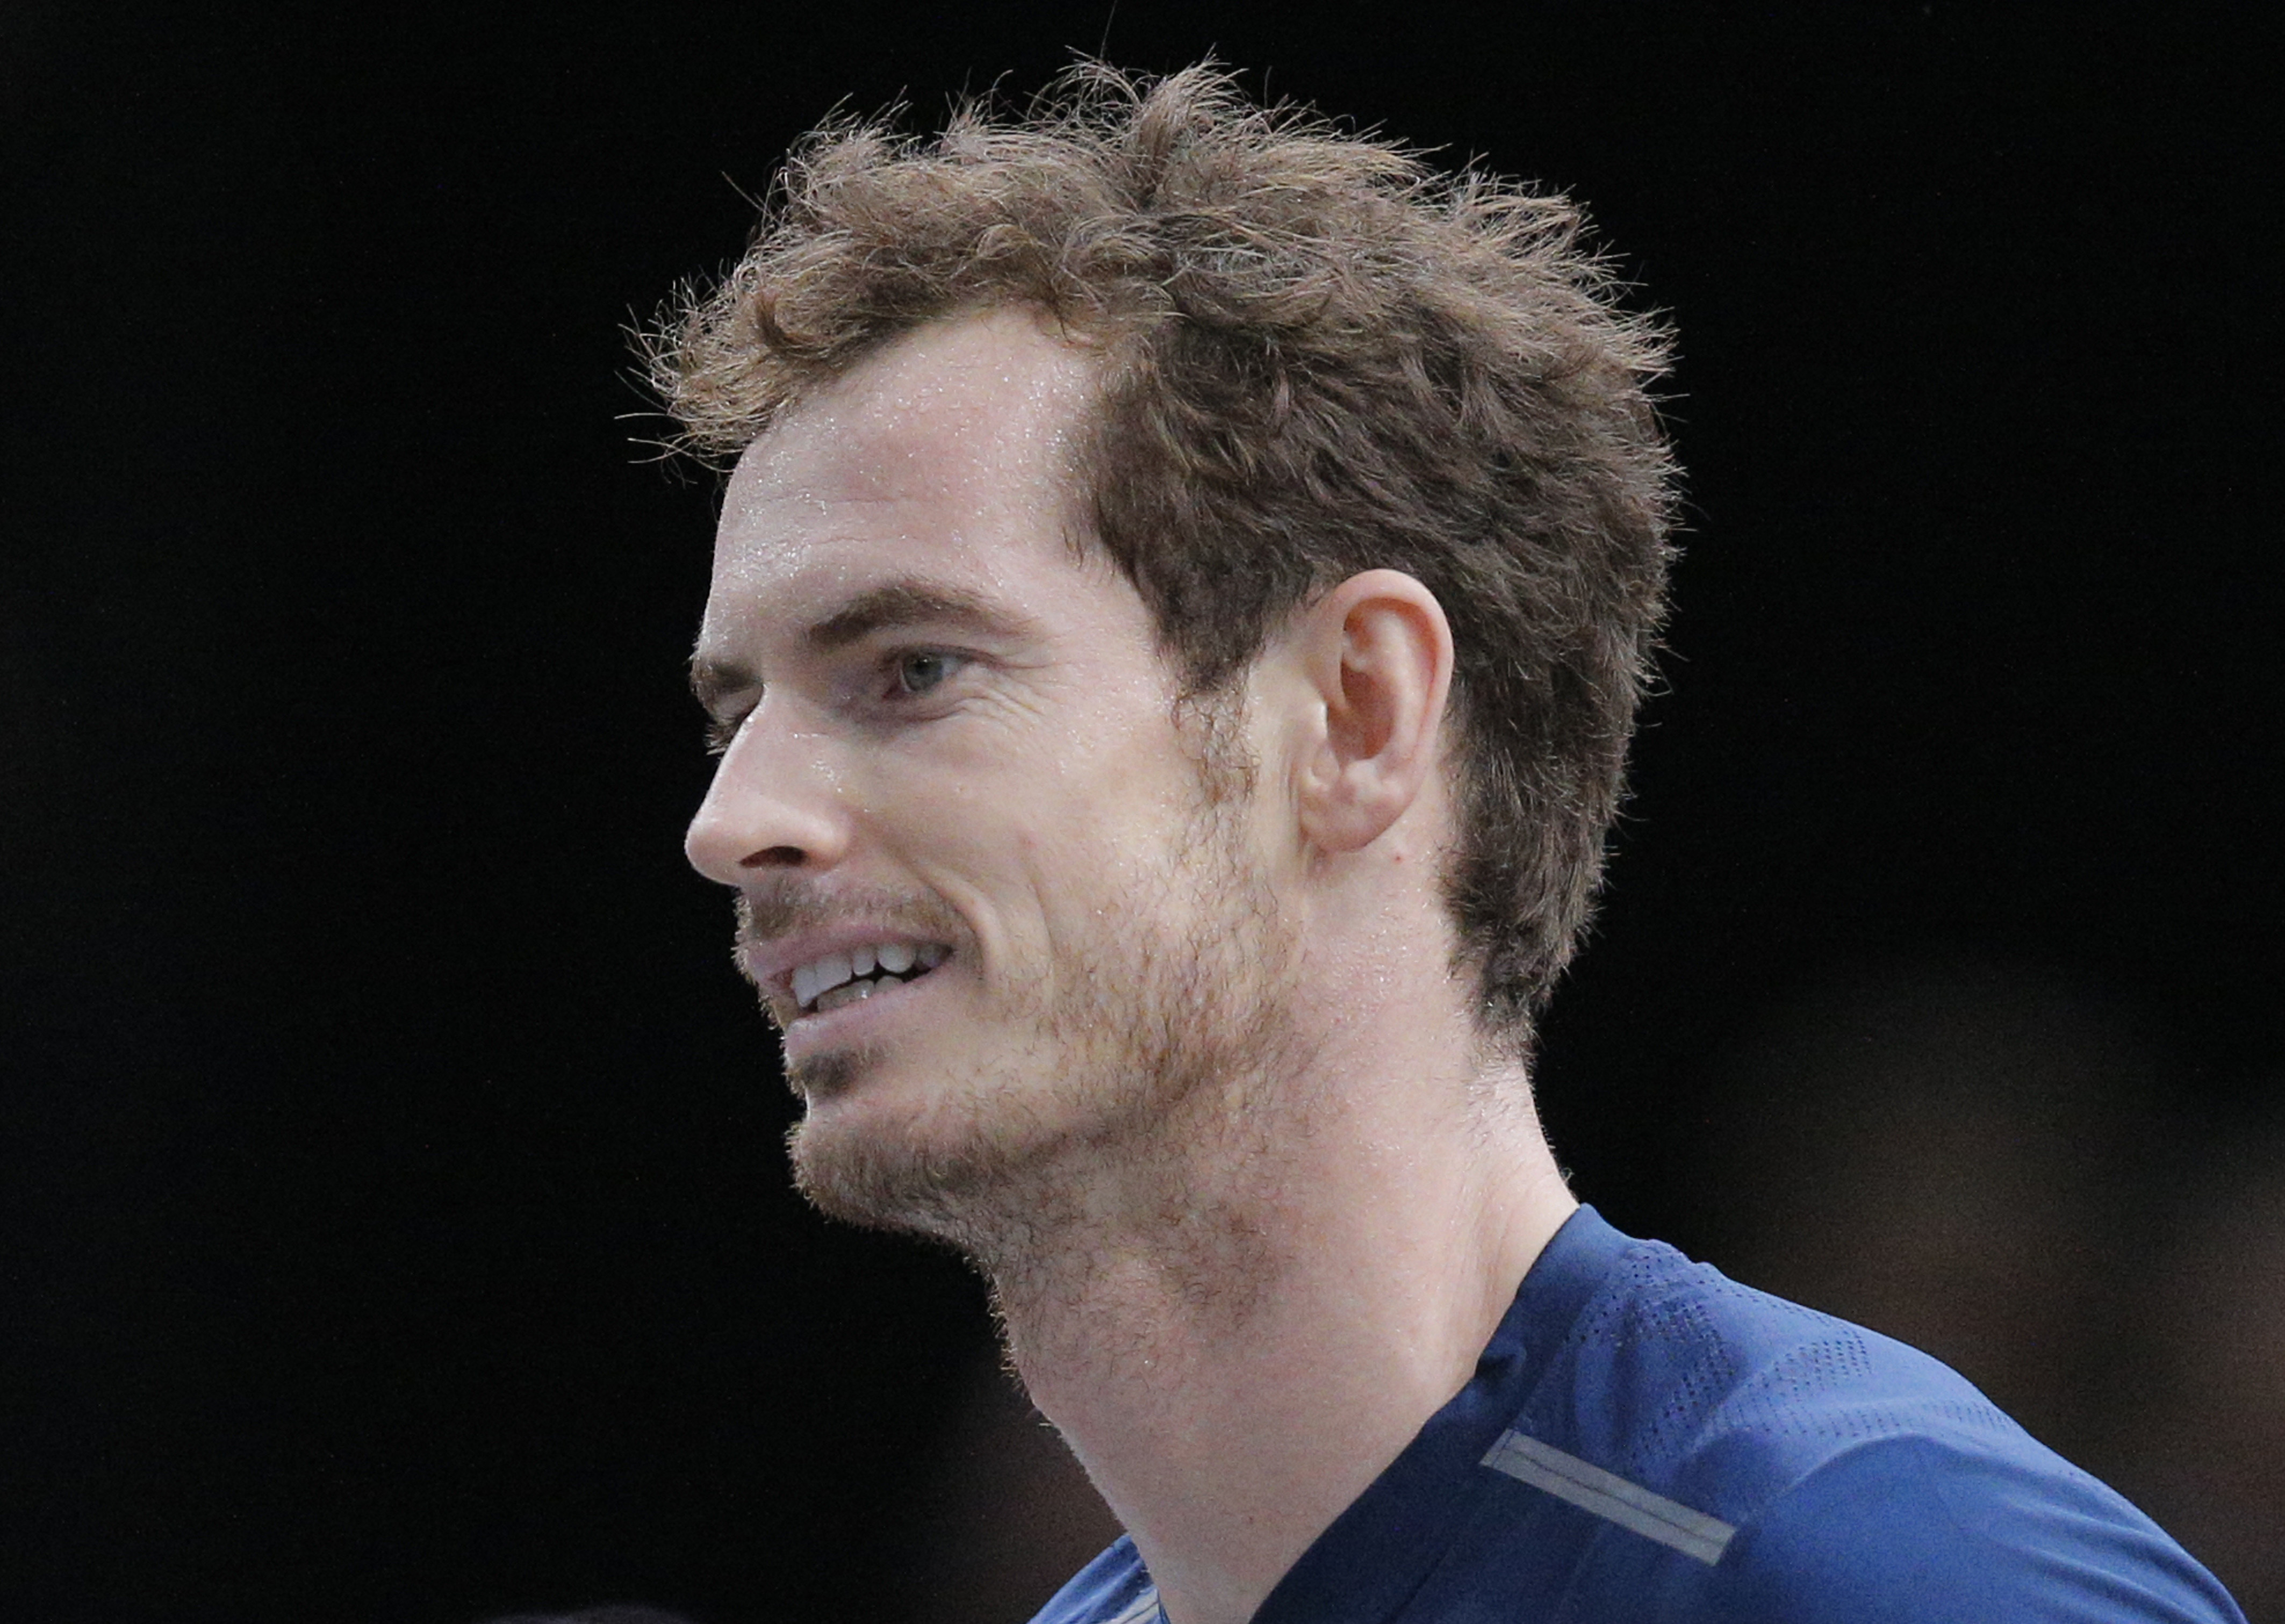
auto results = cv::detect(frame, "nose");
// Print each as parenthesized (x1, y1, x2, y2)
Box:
(684, 699, 850, 885)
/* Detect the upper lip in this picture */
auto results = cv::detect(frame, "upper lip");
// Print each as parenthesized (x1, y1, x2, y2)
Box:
(742, 921, 954, 1004)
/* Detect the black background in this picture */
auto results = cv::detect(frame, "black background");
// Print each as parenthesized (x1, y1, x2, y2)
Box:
(5, 5, 2280, 1622)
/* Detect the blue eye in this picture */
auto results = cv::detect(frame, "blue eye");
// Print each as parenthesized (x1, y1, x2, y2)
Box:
(895, 651, 959, 695)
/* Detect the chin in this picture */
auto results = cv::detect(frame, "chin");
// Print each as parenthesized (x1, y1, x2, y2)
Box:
(785, 1052, 1079, 1247)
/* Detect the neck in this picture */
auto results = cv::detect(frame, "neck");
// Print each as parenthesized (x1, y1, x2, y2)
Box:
(981, 1039, 1576, 1624)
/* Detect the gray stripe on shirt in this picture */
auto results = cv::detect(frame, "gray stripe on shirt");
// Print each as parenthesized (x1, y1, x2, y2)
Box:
(1481, 1429, 1736, 1566)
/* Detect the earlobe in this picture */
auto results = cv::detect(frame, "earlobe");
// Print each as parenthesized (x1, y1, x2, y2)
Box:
(1292, 570, 1455, 856)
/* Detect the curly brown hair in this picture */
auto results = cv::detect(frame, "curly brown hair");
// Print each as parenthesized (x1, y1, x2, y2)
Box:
(648, 61, 1678, 1058)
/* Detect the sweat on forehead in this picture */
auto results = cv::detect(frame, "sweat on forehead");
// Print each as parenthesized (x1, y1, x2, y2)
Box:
(724, 311, 1103, 520)
(696, 310, 1137, 672)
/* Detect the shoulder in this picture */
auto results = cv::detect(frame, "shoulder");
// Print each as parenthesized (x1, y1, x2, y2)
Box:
(1511, 1236, 2244, 1621)
(1700, 1432, 2246, 1623)
(1535, 1233, 2027, 1514)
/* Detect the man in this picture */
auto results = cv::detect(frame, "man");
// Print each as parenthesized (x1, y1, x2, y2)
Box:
(659, 64, 2243, 1624)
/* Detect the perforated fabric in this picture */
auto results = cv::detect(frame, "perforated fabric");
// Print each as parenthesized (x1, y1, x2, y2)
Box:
(1028, 1206, 2245, 1624)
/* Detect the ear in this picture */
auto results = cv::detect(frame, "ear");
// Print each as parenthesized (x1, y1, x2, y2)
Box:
(1285, 569, 1455, 856)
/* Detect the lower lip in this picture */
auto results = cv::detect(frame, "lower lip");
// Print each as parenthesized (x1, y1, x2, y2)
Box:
(781, 961, 953, 1062)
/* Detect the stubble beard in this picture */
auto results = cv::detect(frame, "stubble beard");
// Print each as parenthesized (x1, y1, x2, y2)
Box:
(783, 752, 1312, 1305)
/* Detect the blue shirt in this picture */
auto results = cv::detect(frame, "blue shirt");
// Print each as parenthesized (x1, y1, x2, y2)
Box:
(1030, 1206, 2244, 1623)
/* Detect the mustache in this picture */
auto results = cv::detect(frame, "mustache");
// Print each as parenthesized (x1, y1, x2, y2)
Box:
(732, 881, 969, 970)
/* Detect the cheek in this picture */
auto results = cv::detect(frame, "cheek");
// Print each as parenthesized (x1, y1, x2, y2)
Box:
(976, 765, 1161, 947)
(1018, 766, 1199, 933)
(874, 679, 1208, 944)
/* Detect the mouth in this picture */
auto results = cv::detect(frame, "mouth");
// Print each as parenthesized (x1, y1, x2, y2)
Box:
(789, 940, 953, 1018)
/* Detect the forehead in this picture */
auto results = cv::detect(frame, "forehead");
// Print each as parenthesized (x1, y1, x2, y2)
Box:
(708, 310, 1101, 609)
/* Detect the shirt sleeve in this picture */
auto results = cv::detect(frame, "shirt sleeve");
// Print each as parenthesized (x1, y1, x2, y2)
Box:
(1699, 1436, 2247, 1624)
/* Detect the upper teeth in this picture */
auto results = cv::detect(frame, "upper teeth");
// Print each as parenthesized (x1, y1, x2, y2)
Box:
(791, 942, 949, 1010)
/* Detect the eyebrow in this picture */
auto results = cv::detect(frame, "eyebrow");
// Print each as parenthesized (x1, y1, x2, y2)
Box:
(805, 579, 1040, 653)
(688, 579, 1043, 713)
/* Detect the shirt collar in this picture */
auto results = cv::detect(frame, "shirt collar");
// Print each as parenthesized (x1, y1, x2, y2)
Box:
(1246, 1205, 1630, 1624)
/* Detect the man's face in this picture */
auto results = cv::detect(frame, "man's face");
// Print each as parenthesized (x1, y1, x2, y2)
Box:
(686, 311, 1304, 1245)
